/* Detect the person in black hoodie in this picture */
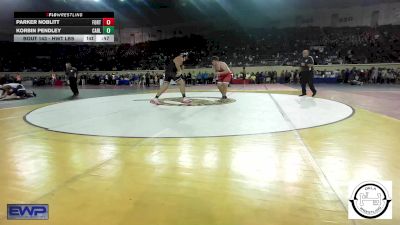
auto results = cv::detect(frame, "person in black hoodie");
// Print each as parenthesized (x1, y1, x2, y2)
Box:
(65, 62, 79, 96)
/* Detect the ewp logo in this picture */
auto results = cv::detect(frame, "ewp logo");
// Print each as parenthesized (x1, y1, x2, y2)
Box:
(7, 204, 49, 220)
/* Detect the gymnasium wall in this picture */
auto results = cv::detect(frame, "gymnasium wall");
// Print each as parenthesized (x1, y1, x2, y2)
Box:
(2, 63, 400, 78)
(293, 2, 400, 27)
(119, 2, 400, 44)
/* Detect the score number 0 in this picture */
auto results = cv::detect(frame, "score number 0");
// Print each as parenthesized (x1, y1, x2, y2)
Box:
(102, 18, 115, 35)
(102, 18, 115, 26)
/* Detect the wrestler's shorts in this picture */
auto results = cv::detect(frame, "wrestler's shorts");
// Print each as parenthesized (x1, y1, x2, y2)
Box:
(218, 72, 233, 84)
(165, 72, 184, 82)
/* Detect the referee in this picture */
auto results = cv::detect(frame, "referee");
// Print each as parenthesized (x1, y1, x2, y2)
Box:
(65, 62, 79, 96)
(299, 50, 317, 97)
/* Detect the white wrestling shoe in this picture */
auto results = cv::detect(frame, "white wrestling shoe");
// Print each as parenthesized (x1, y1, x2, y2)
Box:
(150, 98, 161, 105)
(182, 97, 192, 104)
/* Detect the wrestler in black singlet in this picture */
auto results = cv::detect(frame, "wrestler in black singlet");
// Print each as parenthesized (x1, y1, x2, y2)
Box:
(164, 57, 183, 82)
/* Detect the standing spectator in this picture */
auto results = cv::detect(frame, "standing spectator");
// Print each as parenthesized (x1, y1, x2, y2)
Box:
(15, 73, 22, 84)
(145, 73, 150, 87)
(154, 74, 159, 86)
(51, 72, 56, 86)
(65, 62, 79, 96)
(139, 74, 145, 87)
(294, 70, 299, 84)
(81, 74, 86, 86)
(191, 72, 197, 86)
(105, 74, 110, 85)
(344, 69, 351, 83)
(186, 72, 192, 85)
(371, 67, 378, 83)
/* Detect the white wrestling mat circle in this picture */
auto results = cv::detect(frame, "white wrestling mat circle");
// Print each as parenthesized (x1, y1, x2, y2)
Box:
(25, 92, 353, 137)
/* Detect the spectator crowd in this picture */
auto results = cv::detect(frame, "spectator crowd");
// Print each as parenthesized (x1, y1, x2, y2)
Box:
(0, 24, 399, 88)
(1, 66, 399, 88)
(0, 25, 399, 72)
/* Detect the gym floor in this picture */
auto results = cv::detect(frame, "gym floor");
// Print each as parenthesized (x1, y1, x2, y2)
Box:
(0, 83, 399, 225)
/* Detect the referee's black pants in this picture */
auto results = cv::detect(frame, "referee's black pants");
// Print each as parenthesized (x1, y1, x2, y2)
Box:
(300, 71, 316, 95)
(69, 77, 79, 95)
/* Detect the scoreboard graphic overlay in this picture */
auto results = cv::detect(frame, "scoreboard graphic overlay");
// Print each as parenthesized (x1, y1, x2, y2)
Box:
(14, 12, 115, 43)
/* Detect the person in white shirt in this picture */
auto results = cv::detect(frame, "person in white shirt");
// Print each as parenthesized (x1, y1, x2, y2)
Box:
(0, 83, 36, 100)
